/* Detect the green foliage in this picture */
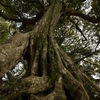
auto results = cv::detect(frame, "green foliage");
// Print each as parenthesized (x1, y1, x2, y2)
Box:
(91, 0, 100, 17)
(0, 17, 10, 42)
(65, 0, 84, 9)
(0, 95, 7, 100)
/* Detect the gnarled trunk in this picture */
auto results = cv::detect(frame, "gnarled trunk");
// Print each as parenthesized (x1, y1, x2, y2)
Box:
(0, 0, 100, 100)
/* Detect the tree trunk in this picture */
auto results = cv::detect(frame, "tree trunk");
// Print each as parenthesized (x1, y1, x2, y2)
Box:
(0, 0, 100, 100)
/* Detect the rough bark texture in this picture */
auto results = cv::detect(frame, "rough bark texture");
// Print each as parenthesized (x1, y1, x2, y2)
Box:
(0, 0, 100, 100)
(0, 32, 30, 77)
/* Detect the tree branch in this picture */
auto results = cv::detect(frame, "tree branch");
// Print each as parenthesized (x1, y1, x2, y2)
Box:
(74, 50, 100, 64)
(0, 10, 23, 22)
(0, 32, 30, 78)
(22, 0, 39, 3)
(0, 2, 10, 8)
(62, 7, 100, 23)
(0, 10, 43, 27)
(69, 18, 87, 41)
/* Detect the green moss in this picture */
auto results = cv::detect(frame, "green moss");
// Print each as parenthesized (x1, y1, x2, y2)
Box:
(0, 95, 7, 100)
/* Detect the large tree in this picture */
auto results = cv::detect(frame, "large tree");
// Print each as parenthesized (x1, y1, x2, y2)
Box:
(0, 0, 100, 100)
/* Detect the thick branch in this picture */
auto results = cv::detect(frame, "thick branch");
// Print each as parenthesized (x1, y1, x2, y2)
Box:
(0, 10, 23, 22)
(22, 0, 40, 3)
(0, 32, 30, 78)
(62, 8, 100, 23)
(0, 10, 43, 27)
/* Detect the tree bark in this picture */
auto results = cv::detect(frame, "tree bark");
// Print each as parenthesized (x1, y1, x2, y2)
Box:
(0, 0, 100, 100)
(0, 31, 30, 77)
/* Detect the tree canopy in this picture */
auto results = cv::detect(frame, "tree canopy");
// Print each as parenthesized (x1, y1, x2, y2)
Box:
(0, 0, 100, 100)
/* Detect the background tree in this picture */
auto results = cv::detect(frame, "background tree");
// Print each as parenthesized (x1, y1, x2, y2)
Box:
(0, 0, 100, 100)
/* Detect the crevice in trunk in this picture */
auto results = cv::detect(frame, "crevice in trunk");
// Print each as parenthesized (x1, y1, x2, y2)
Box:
(10, 92, 30, 100)
(23, 49, 30, 66)
(64, 86, 74, 100)
(38, 53, 43, 76)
